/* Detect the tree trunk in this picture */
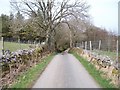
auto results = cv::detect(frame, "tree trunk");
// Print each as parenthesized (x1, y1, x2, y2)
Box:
(70, 30, 72, 48)
(45, 29, 52, 52)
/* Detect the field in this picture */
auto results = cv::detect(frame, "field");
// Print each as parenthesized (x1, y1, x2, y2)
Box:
(3, 42, 31, 52)
(92, 50, 117, 60)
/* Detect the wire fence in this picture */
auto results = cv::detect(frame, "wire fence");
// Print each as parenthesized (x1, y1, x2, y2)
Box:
(74, 39, 118, 61)
(0, 37, 119, 60)
(0, 37, 43, 55)
(75, 40, 118, 51)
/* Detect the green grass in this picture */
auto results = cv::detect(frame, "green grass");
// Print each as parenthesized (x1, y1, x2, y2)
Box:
(72, 52, 117, 88)
(92, 50, 117, 60)
(10, 53, 55, 88)
(4, 42, 30, 52)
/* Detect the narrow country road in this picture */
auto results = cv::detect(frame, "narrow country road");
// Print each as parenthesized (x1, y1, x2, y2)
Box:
(32, 53, 100, 88)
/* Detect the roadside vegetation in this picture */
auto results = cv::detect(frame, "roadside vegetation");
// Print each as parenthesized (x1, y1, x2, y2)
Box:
(10, 53, 55, 88)
(71, 51, 116, 88)
(0, 0, 119, 89)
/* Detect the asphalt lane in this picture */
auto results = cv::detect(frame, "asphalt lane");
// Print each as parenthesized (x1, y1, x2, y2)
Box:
(33, 53, 100, 88)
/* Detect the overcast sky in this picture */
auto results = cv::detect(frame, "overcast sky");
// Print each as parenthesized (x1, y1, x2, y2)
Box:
(0, 0, 119, 34)
(87, 0, 118, 34)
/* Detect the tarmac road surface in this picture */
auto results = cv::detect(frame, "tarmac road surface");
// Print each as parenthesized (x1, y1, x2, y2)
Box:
(33, 53, 100, 88)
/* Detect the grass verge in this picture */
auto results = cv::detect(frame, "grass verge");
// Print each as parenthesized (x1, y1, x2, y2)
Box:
(71, 51, 117, 88)
(10, 53, 55, 88)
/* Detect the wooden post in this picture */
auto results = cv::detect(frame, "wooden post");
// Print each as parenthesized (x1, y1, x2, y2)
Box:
(76, 43, 78, 47)
(28, 40, 30, 44)
(1, 37, 4, 55)
(34, 41, 36, 47)
(18, 38, 21, 50)
(116, 40, 118, 61)
(90, 41, 92, 51)
(79, 43, 80, 47)
(99, 40, 101, 50)
(0, 38, 2, 56)
(85, 41, 87, 50)
(82, 42, 84, 49)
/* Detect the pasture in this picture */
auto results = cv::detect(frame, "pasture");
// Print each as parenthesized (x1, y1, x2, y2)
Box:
(92, 50, 117, 60)
(3, 42, 30, 52)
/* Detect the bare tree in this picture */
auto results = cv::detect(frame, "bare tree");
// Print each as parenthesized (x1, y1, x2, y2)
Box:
(10, 0, 90, 49)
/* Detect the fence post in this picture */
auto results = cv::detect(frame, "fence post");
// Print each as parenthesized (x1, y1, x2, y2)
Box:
(90, 41, 92, 51)
(18, 38, 21, 50)
(34, 41, 36, 47)
(78, 43, 79, 47)
(99, 40, 101, 50)
(116, 40, 118, 61)
(82, 41, 84, 49)
(77, 43, 78, 47)
(28, 40, 30, 44)
(1, 37, 4, 55)
(85, 41, 87, 50)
